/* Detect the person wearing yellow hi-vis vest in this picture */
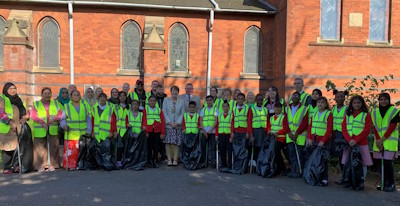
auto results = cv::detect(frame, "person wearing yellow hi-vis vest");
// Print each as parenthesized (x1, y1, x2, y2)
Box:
(306, 97, 333, 186)
(371, 93, 400, 192)
(283, 92, 309, 178)
(231, 93, 253, 175)
(143, 96, 165, 168)
(128, 79, 147, 111)
(60, 90, 91, 170)
(215, 100, 233, 169)
(289, 78, 312, 107)
(249, 94, 268, 164)
(114, 91, 130, 168)
(341, 95, 373, 191)
(91, 93, 117, 142)
(31, 88, 62, 172)
(307, 89, 322, 123)
(263, 86, 286, 118)
(200, 95, 219, 169)
(217, 88, 235, 113)
(330, 90, 349, 161)
(203, 86, 221, 108)
(181, 101, 202, 170)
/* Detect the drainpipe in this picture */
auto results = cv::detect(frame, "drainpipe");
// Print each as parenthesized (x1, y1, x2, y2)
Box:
(207, 0, 219, 95)
(68, 1, 74, 84)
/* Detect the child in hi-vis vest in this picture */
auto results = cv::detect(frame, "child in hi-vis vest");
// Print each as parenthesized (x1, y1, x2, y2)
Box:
(215, 100, 233, 169)
(181, 101, 202, 170)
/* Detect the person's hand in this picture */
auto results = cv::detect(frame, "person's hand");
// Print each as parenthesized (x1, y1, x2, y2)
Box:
(160, 134, 165, 139)
(293, 133, 299, 141)
(204, 132, 208, 139)
(306, 139, 313, 147)
(146, 133, 149, 138)
(318, 142, 324, 147)
(142, 126, 146, 131)
(250, 137, 255, 145)
(63, 126, 68, 131)
(215, 136, 219, 141)
(127, 124, 132, 128)
(288, 133, 295, 141)
(245, 133, 249, 139)
(272, 132, 278, 137)
(182, 129, 186, 134)
(91, 133, 95, 138)
(109, 132, 113, 138)
(43, 124, 48, 131)
(9, 120, 16, 131)
(376, 138, 384, 151)
(229, 138, 233, 143)
(349, 139, 356, 147)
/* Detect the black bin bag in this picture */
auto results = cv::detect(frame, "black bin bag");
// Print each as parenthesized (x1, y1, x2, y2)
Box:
(77, 135, 94, 170)
(256, 134, 276, 178)
(122, 130, 147, 171)
(303, 145, 330, 186)
(94, 137, 117, 171)
(180, 133, 203, 170)
(10, 123, 33, 173)
(342, 145, 363, 190)
(231, 133, 248, 175)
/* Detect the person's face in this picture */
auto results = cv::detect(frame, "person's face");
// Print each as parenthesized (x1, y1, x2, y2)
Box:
(136, 82, 143, 90)
(152, 81, 159, 91)
(99, 95, 107, 105)
(334, 92, 345, 106)
(291, 93, 300, 103)
(188, 104, 196, 113)
(148, 97, 156, 108)
(268, 87, 277, 99)
(210, 88, 217, 97)
(379, 96, 389, 107)
(352, 99, 362, 111)
(274, 106, 282, 115)
(119, 92, 127, 103)
(317, 99, 327, 111)
(185, 85, 193, 95)
(222, 91, 231, 100)
(293, 80, 303, 92)
(223, 103, 229, 113)
(122, 83, 130, 92)
(87, 89, 94, 99)
(171, 88, 179, 98)
(237, 95, 245, 105)
(95, 88, 103, 97)
(68, 85, 77, 93)
(131, 101, 139, 111)
(157, 87, 164, 95)
(111, 89, 119, 99)
(312, 91, 321, 100)
(234, 90, 241, 99)
(61, 88, 69, 99)
(247, 93, 255, 103)
(71, 91, 80, 102)
(256, 95, 263, 106)
(206, 97, 214, 108)
(7, 85, 17, 96)
(42, 89, 52, 102)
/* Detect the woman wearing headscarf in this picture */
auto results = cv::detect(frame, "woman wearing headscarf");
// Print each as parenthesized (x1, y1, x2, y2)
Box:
(108, 88, 120, 105)
(31, 87, 62, 172)
(84, 87, 97, 108)
(115, 91, 129, 167)
(1, 82, 28, 174)
(372, 93, 400, 192)
(56, 87, 70, 146)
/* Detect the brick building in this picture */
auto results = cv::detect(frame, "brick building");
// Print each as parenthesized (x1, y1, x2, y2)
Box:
(0, 0, 399, 105)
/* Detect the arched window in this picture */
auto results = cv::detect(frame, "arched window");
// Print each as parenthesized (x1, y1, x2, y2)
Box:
(243, 26, 262, 74)
(38, 17, 60, 68)
(0, 16, 6, 67)
(169, 23, 188, 71)
(121, 20, 141, 70)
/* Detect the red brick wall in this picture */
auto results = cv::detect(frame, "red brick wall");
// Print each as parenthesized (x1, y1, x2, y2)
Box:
(0, 3, 278, 105)
(285, 0, 400, 102)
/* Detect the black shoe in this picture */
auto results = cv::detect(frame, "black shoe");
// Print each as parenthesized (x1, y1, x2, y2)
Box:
(152, 161, 159, 168)
(384, 184, 396, 192)
(376, 182, 382, 191)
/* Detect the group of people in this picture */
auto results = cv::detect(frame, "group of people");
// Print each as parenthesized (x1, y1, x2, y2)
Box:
(0, 77, 398, 192)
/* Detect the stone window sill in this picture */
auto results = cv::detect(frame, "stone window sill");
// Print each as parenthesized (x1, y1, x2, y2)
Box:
(33, 66, 63, 74)
(0, 67, 3, 72)
(366, 39, 393, 48)
(164, 71, 192, 78)
(116, 69, 142, 76)
(315, 37, 345, 45)
(240, 72, 266, 80)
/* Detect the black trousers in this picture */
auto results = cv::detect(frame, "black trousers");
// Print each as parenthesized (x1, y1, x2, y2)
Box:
(201, 134, 216, 167)
(288, 143, 304, 175)
(147, 132, 160, 162)
(218, 134, 232, 168)
(275, 141, 287, 174)
(377, 159, 395, 186)
(1, 150, 14, 170)
(158, 140, 167, 161)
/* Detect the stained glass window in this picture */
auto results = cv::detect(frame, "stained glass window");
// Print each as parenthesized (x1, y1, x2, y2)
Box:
(169, 23, 188, 71)
(244, 26, 262, 74)
(370, 0, 389, 42)
(122, 20, 141, 70)
(39, 17, 60, 68)
(321, 0, 340, 40)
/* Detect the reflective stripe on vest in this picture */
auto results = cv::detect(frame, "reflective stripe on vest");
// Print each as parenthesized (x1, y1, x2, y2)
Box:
(203, 107, 216, 127)
(285, 105, 308, 146)
(128, 111, 143, 134)
(0, 94, 13, 134)
(270, 114, 284, 134)
(218, 99, 235, 114)
(65, 101, 88, 140)
(33, 100, 60, 138)
(93, 103, 113, 142)
(205, 98, 220, 109)
(372, 106, 399, 152)
(234, 105, 249, 128)
(117, 105, 128, 137)
(290, 92, 310, 106)
(308, 105, 318, 123)
(346, 112, 367, 137)
(332, 105, 347, 132)
(218, 113, 232, 134)
(310, 110, 330, 136)
(251, 107, 268, 128)
(184, 113, 199, 134)
(146, 105, 161, 125)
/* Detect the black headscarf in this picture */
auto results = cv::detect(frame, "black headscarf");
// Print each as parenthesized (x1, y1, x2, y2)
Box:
(2, 82, 26, 119)
(378, 93, 391, 118)
(311, 89, 322, 108)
